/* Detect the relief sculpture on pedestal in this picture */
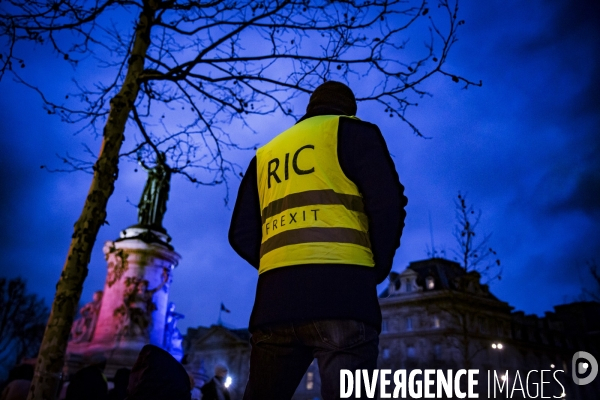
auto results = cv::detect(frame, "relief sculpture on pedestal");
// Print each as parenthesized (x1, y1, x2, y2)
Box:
(114, 268, 169, 338)
(70, 291, 103, 343)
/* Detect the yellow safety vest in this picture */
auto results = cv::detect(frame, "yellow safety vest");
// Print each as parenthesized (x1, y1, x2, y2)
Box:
(256, 115, 375, 274)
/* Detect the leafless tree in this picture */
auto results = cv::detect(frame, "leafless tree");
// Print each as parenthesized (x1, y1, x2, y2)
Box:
(453, 192, 502, 282)
(1, 0, 479, 398)
(427, 275, 496, 370)
(581, 260, 600, 302)
(0, 278, 49, 378)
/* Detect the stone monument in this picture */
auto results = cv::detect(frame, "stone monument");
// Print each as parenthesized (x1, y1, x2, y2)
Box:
(66, 154, 184, 376)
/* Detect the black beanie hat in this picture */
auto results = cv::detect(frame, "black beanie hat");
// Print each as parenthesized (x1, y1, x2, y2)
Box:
(306, 81, 357, 116)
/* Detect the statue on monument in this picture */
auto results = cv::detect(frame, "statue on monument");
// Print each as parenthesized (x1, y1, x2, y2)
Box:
(164, 302, 185, 355)
(70, 291, 103, 343)
(114, 269, 169, 338)
(137, 152, 172, 230)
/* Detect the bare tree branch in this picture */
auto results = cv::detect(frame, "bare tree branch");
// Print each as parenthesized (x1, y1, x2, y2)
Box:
(453, 192, 502, 283)
(0, 278, 48, 373)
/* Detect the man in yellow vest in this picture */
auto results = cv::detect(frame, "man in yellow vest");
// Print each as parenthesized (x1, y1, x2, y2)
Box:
(229, 81, 407, 399)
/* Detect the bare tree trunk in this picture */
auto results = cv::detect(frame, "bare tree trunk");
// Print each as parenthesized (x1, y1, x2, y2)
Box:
(27, 2, 158, 399)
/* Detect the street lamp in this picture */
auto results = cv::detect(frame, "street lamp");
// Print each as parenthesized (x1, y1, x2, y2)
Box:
(491, 342, 505, 373)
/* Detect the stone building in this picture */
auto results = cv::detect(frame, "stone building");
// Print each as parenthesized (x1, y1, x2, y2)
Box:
(379, 257, 514, 375)
(379, 257, 600, 399)
(183, 257, 600, 399)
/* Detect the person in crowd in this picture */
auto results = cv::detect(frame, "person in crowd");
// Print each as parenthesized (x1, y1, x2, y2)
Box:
(188, 373, 201, 400)
(107, 368, 130, 400)
(229, 81, 407, 399)
(0, 363, 34, 400)
(65, 355, 108, 400)
(200, 365, 230, 400)
(125, 344, 190, 400)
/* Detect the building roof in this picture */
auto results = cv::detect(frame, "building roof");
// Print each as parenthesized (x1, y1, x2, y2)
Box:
(380, 257, 500, 301)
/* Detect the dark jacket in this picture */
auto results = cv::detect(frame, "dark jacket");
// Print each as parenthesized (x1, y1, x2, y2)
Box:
(107, 368, 130, 400)
(125, 345, 191, 400)
(229, 107, 407, 331)
(65, 365, 108, 400)
(200, 377, 231, 400)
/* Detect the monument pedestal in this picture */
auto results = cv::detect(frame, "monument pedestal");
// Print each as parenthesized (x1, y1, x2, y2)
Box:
(66, 226, 180, 377)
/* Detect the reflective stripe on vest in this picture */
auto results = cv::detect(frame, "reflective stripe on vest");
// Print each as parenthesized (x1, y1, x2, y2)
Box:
(256, 115, 375, 274)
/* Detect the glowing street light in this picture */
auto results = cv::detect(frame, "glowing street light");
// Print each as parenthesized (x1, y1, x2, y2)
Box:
(224, 376, 232, 388)
(491, 342, 503, 350)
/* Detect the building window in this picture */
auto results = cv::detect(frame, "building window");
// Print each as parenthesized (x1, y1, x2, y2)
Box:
(382, 319, 388, 333)
(434, 344, 442, 359)
(383, 348, 390, 359)
(406, 317, 413, 331)
(478, 316, 488, 333)
(306, 372, 314, 390)
(426, 276, 435, 289)
(405, 280, 412, 292)
(433, 316, 440, 329)
(407, 346, 416, 358)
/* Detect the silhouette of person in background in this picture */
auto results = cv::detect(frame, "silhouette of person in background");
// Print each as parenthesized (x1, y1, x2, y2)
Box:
(107, 368, 130, 400)
(189, 374, 201, 400)
(0, 363, 34, 400)
(65, 355, 108, 400)
(200, 365, 230, 400)
(125, 344, 190, 400)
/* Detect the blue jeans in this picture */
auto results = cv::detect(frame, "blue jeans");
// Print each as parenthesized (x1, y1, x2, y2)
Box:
(243, 319, 379, 400)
